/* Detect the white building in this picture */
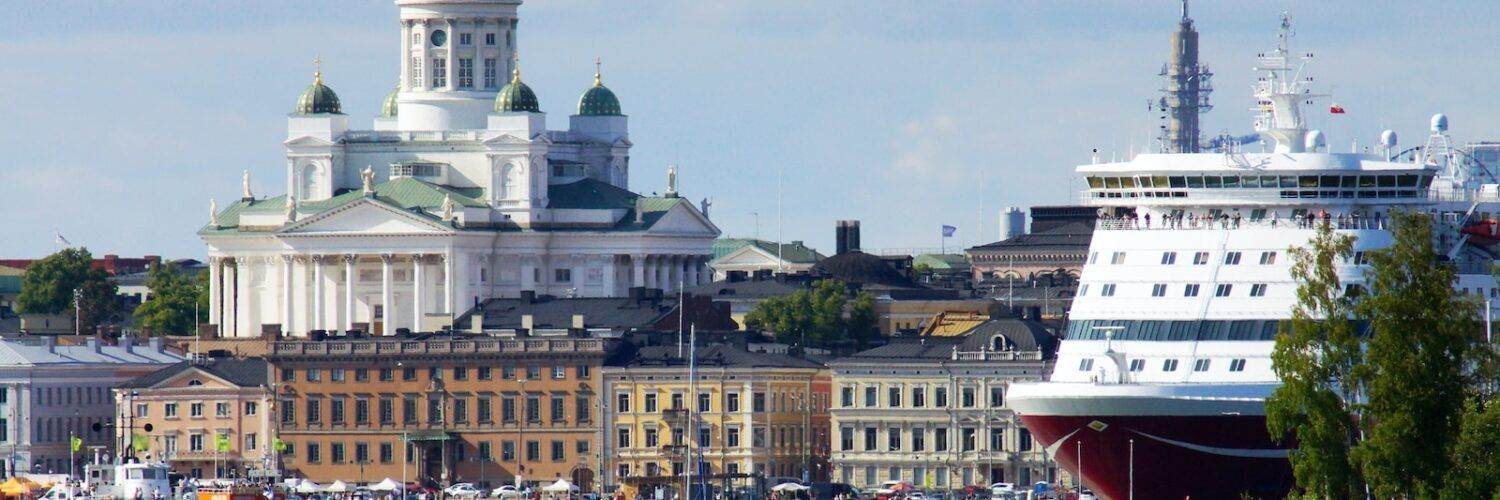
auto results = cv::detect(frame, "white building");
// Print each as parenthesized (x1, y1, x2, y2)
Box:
(202, 0, 719, 338)
(0, 337, 183, 476)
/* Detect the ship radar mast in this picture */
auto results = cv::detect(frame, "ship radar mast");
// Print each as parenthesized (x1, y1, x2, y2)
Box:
(1252, 12, 1325, 153)
(1158, 0, 1213, 153)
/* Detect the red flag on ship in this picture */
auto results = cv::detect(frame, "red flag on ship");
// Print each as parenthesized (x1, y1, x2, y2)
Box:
(1329, 103, 1347, 114)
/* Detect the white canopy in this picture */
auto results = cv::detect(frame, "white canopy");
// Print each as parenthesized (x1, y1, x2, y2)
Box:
(771, 483, 810, 492)
(326, 481, 353, 493)
(542, 479, 579, 492)
(370, 479, 402, 492)
(295, 481, 324, 493)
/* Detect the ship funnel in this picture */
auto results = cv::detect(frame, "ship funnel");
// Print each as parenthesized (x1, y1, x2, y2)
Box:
(1305, 130, 1326, 152)
(1431, 113, 1449, 133)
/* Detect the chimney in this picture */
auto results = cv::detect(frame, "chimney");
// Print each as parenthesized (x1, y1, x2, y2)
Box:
(470, 314, 484, 333)
(149, 337, 163, 353)
(86, 336, 100, 353)
(837, 220, 861, 253)
(519, 290, 536, 304)
(44, 336, 56, 354)
(572, 314, 586, 329)
(521, 315, 534, 331)
(123, 334, 135, 354)
(835, 221, 849, 255)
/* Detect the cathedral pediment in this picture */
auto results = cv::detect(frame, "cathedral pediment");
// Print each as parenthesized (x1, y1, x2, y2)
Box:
(646, 201, 721, 236)
(483, 133, 532, 145)
(284, 135, 337, 147)
(279, 198, 453, 235)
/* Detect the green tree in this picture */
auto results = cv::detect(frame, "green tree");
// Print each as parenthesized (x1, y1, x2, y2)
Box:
(1266, 221, 1364, 499)
(1354, 211, 1486, 498)
(744, 279, 879, 349)
(16, 247, 119, 332)
(133, 263, 206, 336)
(1440, 401, 1500, 499)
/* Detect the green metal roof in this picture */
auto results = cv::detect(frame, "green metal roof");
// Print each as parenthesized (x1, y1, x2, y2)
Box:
(577, 83, 621, 116)
(294, 73, 342, 115)
(913, 253, 971, 270)
(711, 238, 824, 264)
(379, 84, 399, 118)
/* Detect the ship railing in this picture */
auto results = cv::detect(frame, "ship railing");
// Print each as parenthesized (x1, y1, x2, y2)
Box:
(1096, 217, 1391, 231)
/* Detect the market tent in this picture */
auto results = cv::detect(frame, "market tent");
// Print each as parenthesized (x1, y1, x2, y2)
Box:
(327, 481, 352, 493)
(542, 479, 579, 492)
(370, 479, 402, 492)
(0, 477, 42, 496)
(296, 481, 325, 493)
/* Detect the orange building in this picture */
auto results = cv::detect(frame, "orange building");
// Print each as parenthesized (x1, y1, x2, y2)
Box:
(117, 358, 274, 479)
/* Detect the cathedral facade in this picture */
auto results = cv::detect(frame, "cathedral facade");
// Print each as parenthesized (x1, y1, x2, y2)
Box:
(202, 0, 719, 338)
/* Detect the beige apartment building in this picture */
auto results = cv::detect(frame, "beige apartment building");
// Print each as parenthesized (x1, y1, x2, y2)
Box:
(117, 358, 274, 479)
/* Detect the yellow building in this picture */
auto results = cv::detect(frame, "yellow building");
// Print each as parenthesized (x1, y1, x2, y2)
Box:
(601, 344, 830, 490)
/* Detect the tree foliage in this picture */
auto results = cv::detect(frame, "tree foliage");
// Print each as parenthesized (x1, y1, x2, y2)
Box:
(743, 279, 879, 349)
(1267, 221, 1363, 499)
(16, 247, 119, 332)
(1440, 401, 1500, 499)
(133, 263, 207, 336)
(1353, 211, 1486, 498)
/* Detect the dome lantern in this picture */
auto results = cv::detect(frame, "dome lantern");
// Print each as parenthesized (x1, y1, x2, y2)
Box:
(495, 54, 541, 113)
(294, 56, 343, 115)
(379, 82, 400, 118)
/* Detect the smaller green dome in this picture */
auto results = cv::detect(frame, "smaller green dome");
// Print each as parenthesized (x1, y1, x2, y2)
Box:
(577, 72, 622, 116)
(379, 83, 399, 118)
(294, 71, 342, 115)
(495, 67, 541, 113)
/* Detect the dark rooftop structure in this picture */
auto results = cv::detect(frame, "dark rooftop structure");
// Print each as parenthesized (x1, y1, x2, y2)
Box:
(122, 357, 268, 388)
(613, 343, 824, 370)
(832, 317, 1057, 364)
(454, 289, 735, 333)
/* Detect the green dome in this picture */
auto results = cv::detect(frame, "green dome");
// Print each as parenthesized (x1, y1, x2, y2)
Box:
(577, 70, 622, 116)
(495, 68, 540, 113)
(294, 72, 342, 115)
(379, 83, 399, 118)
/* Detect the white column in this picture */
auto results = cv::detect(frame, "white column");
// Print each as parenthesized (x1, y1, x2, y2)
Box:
(444, 19, 457, 90)
(235, 258, 252, 337)
(312, 255, 326, 331)
(280, 255, 294, 336)
(208, 257, 221, 332)
(654, 257, 668, 291)
(344, 254, 357, 332)
(442, 252, 453, 313)
(685, 257, 699, 291)
(520, 253, 536, 292)
(226, 258, 239, 337)
(632, 254, 646, 288)
(381, 253, 394, 335)
(454, 251, 473, 313)
(601, 256, 617, 297)
(412, 254, 425, 333)
(401, 21, 412, 90)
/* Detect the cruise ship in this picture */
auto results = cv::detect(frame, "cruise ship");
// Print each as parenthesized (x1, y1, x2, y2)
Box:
(1006, 10, 1500, 500)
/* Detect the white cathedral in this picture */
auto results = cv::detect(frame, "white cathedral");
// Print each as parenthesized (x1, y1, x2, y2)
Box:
(202, 0, 719, 338)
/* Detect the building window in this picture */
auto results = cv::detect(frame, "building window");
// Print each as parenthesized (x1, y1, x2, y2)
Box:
(502, 365, 516, 380)
(485, 33, 496, 45)
(401, 368, 416, 381)
(697, 393, 711, 413)
(552, 365, 566, 380)
(526, 396, 541, 422)
(1129, 359, 1145, 372)
(1215, 284, 1233, 297)
(380, 399, 395, 425)
(190, 403, 204, 418)
(934, 387, 948, 407)
(912, 387, 926, 407)
(1193, 359, 1211, 372)
(459, 32, 471, 45)
(1078, 358, 1094, 371)
(246, 433, 257, 451)
(432, 58, 447, 87)
(727, 392, 740, 412)
(245, 401, 258, 416)
(1163, 359, 1179, 371)
(452, 367, 467, 381)
(912, 429, 925, 451)
(1193, 251, 1209, 265)
(379, 443, 394, 464)
(306, 369, 321, 382)
(280, 368, 294, 382)
(643, 393, 657, 413)
(355, 399, 370, 424)
(189, 434, 204, 452)
(839, 387, 853, 407)
(644, 429, 659, 448)
(526, 441, 540, 462)
(1110, 251, 1126, 264)
(960, 387, 976, 408)
(617, 427, 631, 448)
(411, 57, 423, 87)
(1078, 284, 1088, 296)
(728, 426, 742, 448)
(403, 398, 418, 423)
(1151, 284, 1167, 297)
(215, 402, 230, 418)
(1229, 359, 1247, 372)
(863, 427, 877, 451)
(454, 398, 469, 423)
(457, 58, 474, 88)
(934, 428, 948, 452)
(887, 429, 901, 451)
(554, 269, 572, 283)
(477, 366, 491, 380)
(961, 428, 977, 452)
(502, 397, 516, 423)
(576, 396, 591, 422)
(1223, 251, 1242, 265)
(330, 399, 345, 425)
(550, 395, 565, 422)
(1160, 251, 1177, 265)
(577, 365, 591, 379)
(550, 440, 564, 462)
(754, 392, 766, 412)
(616, 393, 631, 413)
(1250, 283, 1268, 297)
(483, 58, 498, 88)
(1100, 284, 1116, 297)
(887, 387, 902, 408)
(331, 442, 346, 464)
(355, 442, 370, 463)
(331, 369, 345, 382)
(1184, 284, 1200, 297)
(526, 364, 540, 380)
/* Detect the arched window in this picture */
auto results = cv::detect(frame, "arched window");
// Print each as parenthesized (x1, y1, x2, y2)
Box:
(500, 162, 522, 200)
(300, 164, 321, 199)
(991, 335, 1016, 352)
(187, 379, 204, 387)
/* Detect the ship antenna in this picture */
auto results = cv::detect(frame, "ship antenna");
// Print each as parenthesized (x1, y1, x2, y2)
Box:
(1181, 0, 1189, 21)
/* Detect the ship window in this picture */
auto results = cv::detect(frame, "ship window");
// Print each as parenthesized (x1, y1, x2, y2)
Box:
(1358, 175, 1376, 188)
(1104, 177, 1121, 188)
(1193, 359, 1211, 372)
(1261, 176, 1279, 188)
(1088, 252, 1098, 264)
(1137, 176, 1153, 188)
(1341, 175, 1358, 188)
(1162, 359, 1179, 372)
(1185, 176, 1204, 188)
(1160, 252, 1177, 265)
(1223, 252, 1242, 265)
(1153, 176, 1169, 187)
(1151, 284, 1167, 297)
(1229, 321, 1257, 340)
(1420, 175, 1434, 188)
(1280, 176, 1298, 188)
(1378, 175, 1396, 187)
(1086, 177, 1103, 188)
(1320, 175, 1340, 187)
(1192, 252, 1209, 265)
(1204, 176, 1222, 188)
(1249, 209, 1267, 221)
(1215, 284, 1233, 297)
(1397, 174, 1418, 187)
(1078, 284, 1089, 296)
(1128, 359, 1145, 372)
(1078, 359, 1094, 372)
(1229, 359, 1247, 372)
(1183, 284, 1200, 297)
(1259, 251, 1277, 265)
(1100, 284, 1116, 297)
(1121, 177, 1137, 188)
(1221, 176, 1240, 188)
(1341, 191, 1357, 199)
(1299, 176, 1319, 188)
(1168, 176, 1186, 188)
(1110, 252, 1126, 265)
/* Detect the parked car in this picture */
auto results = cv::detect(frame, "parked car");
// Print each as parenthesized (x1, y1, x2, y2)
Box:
(490, 485, 520, 499)
(1076, 489, 1097, 500)
(988, 483, 1015, 500)
(444, 483, 483, 498)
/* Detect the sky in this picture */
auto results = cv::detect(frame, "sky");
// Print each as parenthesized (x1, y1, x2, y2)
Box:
(4, 0, 1500, 259)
